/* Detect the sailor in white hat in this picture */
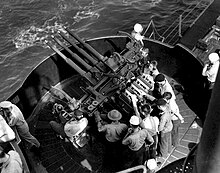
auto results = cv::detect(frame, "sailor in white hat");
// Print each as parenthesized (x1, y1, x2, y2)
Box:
(50, 109, 88, 140)
(202, 52, 220, 90)
(0, 101, 41, 151)
(146, 158, 157, 171)
(121, 115, 154, 170)
(131, 23, 145, 46)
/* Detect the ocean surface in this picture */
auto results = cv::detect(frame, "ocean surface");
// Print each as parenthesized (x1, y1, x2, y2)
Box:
(0, 0, 200, 101)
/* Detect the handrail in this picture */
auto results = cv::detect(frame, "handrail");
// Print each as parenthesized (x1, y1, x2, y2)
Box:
(143, 20, 165, 41)
(143, 20, 153, 36)
(163, 1, 207, 42)
(143, 0, 213, 45)
(161, 2, 197, 38)
(116, 165, 147, 173)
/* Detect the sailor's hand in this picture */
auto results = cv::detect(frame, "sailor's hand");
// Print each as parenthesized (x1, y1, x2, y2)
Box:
(139, 90, 146, 97)
(180, 118, 184, 123)
(130, 94, 138, 102)
(149, 142, 154, 146)
(203, 63, 209, 68)
(8, 120, 13, 126)
(94, 111, 102, 123)
(93, 111, 100, 117)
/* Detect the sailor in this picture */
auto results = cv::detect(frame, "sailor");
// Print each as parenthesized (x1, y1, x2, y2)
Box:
(0, 101, 41, 151)
(141, 61, 155, 90)
(141, 47, 149, 58)
(152, 73, 176, 100)
(130, 94, 159, 160)
(156, 98, 173, 158)
(139, 104, 159, 160)
(131, 23, 145, 46)
(163, 92, 184, 148)
(94, 109, 128, 171)
(0, 146, 23, 173)
(122, 115, 154, 169)
(150, 60, 160, 78)
(94, 109, 128, 142)
(50, 109, 88, 142)
(202, 52, 220, 90)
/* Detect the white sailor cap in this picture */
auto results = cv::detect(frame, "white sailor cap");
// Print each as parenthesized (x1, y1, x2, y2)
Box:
(208, 53, 219, 63)
(146, 159, 157, 170)
(0, 101, 13, 108)
(129, 115, 140, 125)
(134, 23, 143, 33)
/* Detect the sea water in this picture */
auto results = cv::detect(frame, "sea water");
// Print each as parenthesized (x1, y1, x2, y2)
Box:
(0, 0, 200, 100)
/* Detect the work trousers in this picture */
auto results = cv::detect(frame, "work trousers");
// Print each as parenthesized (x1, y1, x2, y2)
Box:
(121, 144, 146, 170)
(171, 119, 180, 147)
(16, 121, 40, 148)
(149, 134, 158, 159)
(158, 131, 172, 158)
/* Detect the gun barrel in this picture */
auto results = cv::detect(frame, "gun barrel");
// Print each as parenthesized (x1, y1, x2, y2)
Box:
(52, 36, 92, 71)
(65, 27, 106, 62)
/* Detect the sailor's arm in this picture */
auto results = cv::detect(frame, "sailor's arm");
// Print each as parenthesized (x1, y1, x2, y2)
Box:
(143, 93, 156, 102)
(130, 94, 141, 118)
(94, 111, 107, 132)
(170, 100, 184, 123)
(143, 129, 154, 145)
(202, 64, 209, 76)
(122, 130, 132, 145)
(138, 89, 156, 102)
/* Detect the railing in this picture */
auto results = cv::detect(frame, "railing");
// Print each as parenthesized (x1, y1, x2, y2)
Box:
(143, 0, 214, 46)
(116, 165, 147, 173)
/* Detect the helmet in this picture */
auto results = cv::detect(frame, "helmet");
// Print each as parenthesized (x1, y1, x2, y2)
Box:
(0, 101, 12, 108)
(208, 53, 219, 63)
(129, 115, 140, 125)
(146, 159, 157, 170)
(134, 23, 143, 33)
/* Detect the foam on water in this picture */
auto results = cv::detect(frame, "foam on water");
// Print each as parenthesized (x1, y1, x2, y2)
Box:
(13, 19, 67, 49)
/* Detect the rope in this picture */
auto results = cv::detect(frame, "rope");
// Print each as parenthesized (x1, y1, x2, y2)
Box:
(143, 20, 165, 41)
(143, 20, 153, 35)
(151, 21, 165, 41)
